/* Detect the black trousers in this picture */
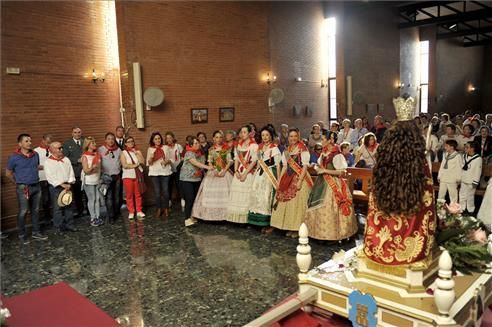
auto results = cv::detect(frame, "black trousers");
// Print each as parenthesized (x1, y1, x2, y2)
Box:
(39, 180, 51, 220)
(72, 178, 87, 215)
(105, 175, 122, 220)
(180, 181, 200, 218)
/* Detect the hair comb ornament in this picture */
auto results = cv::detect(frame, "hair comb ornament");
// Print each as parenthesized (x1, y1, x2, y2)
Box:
(393, 96, 416, 121)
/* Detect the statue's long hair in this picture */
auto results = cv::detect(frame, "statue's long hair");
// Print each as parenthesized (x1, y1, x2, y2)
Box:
(373, 120, 426, 215)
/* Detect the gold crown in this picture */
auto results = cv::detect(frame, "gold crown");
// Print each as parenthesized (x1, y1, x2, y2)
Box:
(393, 96, 416, 121)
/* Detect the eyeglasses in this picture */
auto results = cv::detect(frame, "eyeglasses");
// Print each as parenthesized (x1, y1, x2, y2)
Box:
(110, 151, 115, 159)
(126, 140, 135, 144)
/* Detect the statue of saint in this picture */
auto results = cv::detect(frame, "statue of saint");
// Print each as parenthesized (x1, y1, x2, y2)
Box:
(363, 97, 436, 266)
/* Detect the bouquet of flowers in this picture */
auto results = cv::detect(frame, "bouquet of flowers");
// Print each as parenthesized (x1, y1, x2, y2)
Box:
(435, 200, 492, 274)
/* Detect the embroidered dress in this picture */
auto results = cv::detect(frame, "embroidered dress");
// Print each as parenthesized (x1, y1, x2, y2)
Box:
(248, 144, 281, 226)
(270, 144, 312, 231)
(363, 163, 436, 265)
(227, 140, 258, 223)
(304, 145, 357, 240)
(192, 145, 233, 221)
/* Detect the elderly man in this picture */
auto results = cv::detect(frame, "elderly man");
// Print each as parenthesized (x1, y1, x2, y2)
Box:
(45, 141, 77, 233)
(371, 115, 387, 142)
(6, 134, 48, 243)
(278, 123, 289, 152)
(98, 132, 122, 223)
(34, 134, 52, 222)
(63, 126, 85, 216)
(350, 118, 368, 150)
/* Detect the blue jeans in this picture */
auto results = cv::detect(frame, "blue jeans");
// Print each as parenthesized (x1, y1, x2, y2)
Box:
(151, 175, 170, 209)
(49, 185, 74, 229)
(16, 183, 41, 236)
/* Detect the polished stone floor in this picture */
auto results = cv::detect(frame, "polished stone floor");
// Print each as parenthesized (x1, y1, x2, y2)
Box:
(1, 207, 356, 327)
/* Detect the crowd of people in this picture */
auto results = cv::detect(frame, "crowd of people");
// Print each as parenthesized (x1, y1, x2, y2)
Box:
(4, 111, 492, 243)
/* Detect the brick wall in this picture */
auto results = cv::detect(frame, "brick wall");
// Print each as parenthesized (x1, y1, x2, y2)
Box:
(115, 1, 272, 148)
(1, 2, 121, 228)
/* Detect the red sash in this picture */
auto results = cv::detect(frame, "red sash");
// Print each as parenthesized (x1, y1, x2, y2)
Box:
(323, 174, 352, 216)
(237, 151, 255, 174)
(152, 145, 165, 162)
(287, 157, 313, 188)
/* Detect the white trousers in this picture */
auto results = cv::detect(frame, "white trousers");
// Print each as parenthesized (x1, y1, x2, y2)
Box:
(459, 183, 475, 212)
(438, 182, 459, 203)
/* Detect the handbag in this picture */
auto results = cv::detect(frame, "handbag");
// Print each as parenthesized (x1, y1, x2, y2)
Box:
(127, 150, 147, 194)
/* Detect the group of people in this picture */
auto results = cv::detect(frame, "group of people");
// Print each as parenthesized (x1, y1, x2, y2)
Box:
(5, 110, 491, 243)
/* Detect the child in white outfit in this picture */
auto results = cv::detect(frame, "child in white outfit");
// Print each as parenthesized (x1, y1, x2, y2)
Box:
(459, 141, 482, 213)
(438, 140, 463, 203)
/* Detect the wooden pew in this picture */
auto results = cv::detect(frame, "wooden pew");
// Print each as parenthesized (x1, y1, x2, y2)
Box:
(346, 167, 373, 202)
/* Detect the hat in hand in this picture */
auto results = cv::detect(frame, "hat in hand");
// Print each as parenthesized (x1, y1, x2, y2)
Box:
(57, 189, 73, 207)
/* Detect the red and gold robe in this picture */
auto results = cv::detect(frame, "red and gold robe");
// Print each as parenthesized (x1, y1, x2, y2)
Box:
(363, 164, 436, 265)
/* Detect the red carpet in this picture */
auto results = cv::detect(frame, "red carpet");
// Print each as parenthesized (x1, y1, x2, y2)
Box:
(1, 282, 120, 327)
(268, 292, 351, 327)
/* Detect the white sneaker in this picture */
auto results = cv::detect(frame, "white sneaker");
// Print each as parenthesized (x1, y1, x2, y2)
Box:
(184, 217, 197, 227)
(181, 199, 185, 212)
(136, 212, 146, 220)
(128, 213, 135, 220)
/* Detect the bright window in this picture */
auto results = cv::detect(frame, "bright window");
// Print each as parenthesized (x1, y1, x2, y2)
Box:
(326, 17, 337, 122)
(419, 40, 429, 113)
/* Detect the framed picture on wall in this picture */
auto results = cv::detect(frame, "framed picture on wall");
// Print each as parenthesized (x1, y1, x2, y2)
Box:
(191, 108, 208, 124)
(219, 107, 235, 122)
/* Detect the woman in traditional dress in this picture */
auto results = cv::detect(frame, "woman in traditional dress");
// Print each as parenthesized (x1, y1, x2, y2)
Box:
(248, 126, 281, 231)
(227, 125, 258, 223)
(192, 130, 233, 222)
(180, 136, 213, 227)
(304, 132, 357, 241)
(270, 128, 312, 238)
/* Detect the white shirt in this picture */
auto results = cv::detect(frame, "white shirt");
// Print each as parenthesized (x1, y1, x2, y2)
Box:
(122, 150, 143, 179)
(167, 143, 183, 172)
(438, 151, 463, 183)
(115, 138, 125, 148)
(73, 138, 82, 147)
(45, 156, 75, 187)
(146, 146, 173, 176)
(81, 153, 100, 185)
(462, 154, 482, 186)
(34, 146, 50, 181)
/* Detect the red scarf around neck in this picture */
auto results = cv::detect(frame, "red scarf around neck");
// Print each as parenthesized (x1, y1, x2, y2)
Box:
(238, 138, 255, 147)
(287, 141, 307, 153)
(83, 150, 101, 166)
(15, 148, 35, 159)
(49, 155, 65, 162)
(152, 144, 165, 162)
(185, 145, 203, 156)
(103, 143, 118, 155)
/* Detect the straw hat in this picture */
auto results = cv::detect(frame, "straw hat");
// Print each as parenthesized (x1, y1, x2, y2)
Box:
(57, 189, 73, 207)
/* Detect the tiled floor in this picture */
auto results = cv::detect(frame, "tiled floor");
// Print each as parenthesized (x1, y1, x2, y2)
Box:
(1, 207, 356, 327)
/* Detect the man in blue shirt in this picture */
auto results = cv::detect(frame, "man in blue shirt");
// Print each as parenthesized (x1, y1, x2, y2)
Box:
(6, 134, 48, 243)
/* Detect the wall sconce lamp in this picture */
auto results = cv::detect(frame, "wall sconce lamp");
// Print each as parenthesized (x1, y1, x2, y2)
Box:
(321, 79, 328, 88)
(468, 84, 476, 93)
(295, 77, 302, 82)
(266, 73, 277, 85)
(92, 68, 105, 83)
(396, 82, 405, 89)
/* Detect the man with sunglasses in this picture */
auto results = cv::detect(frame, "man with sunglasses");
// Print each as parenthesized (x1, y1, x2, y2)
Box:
(98, 132, 122, 223)
(6, 134, 48, 243)
(34, 134, 52, 223)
